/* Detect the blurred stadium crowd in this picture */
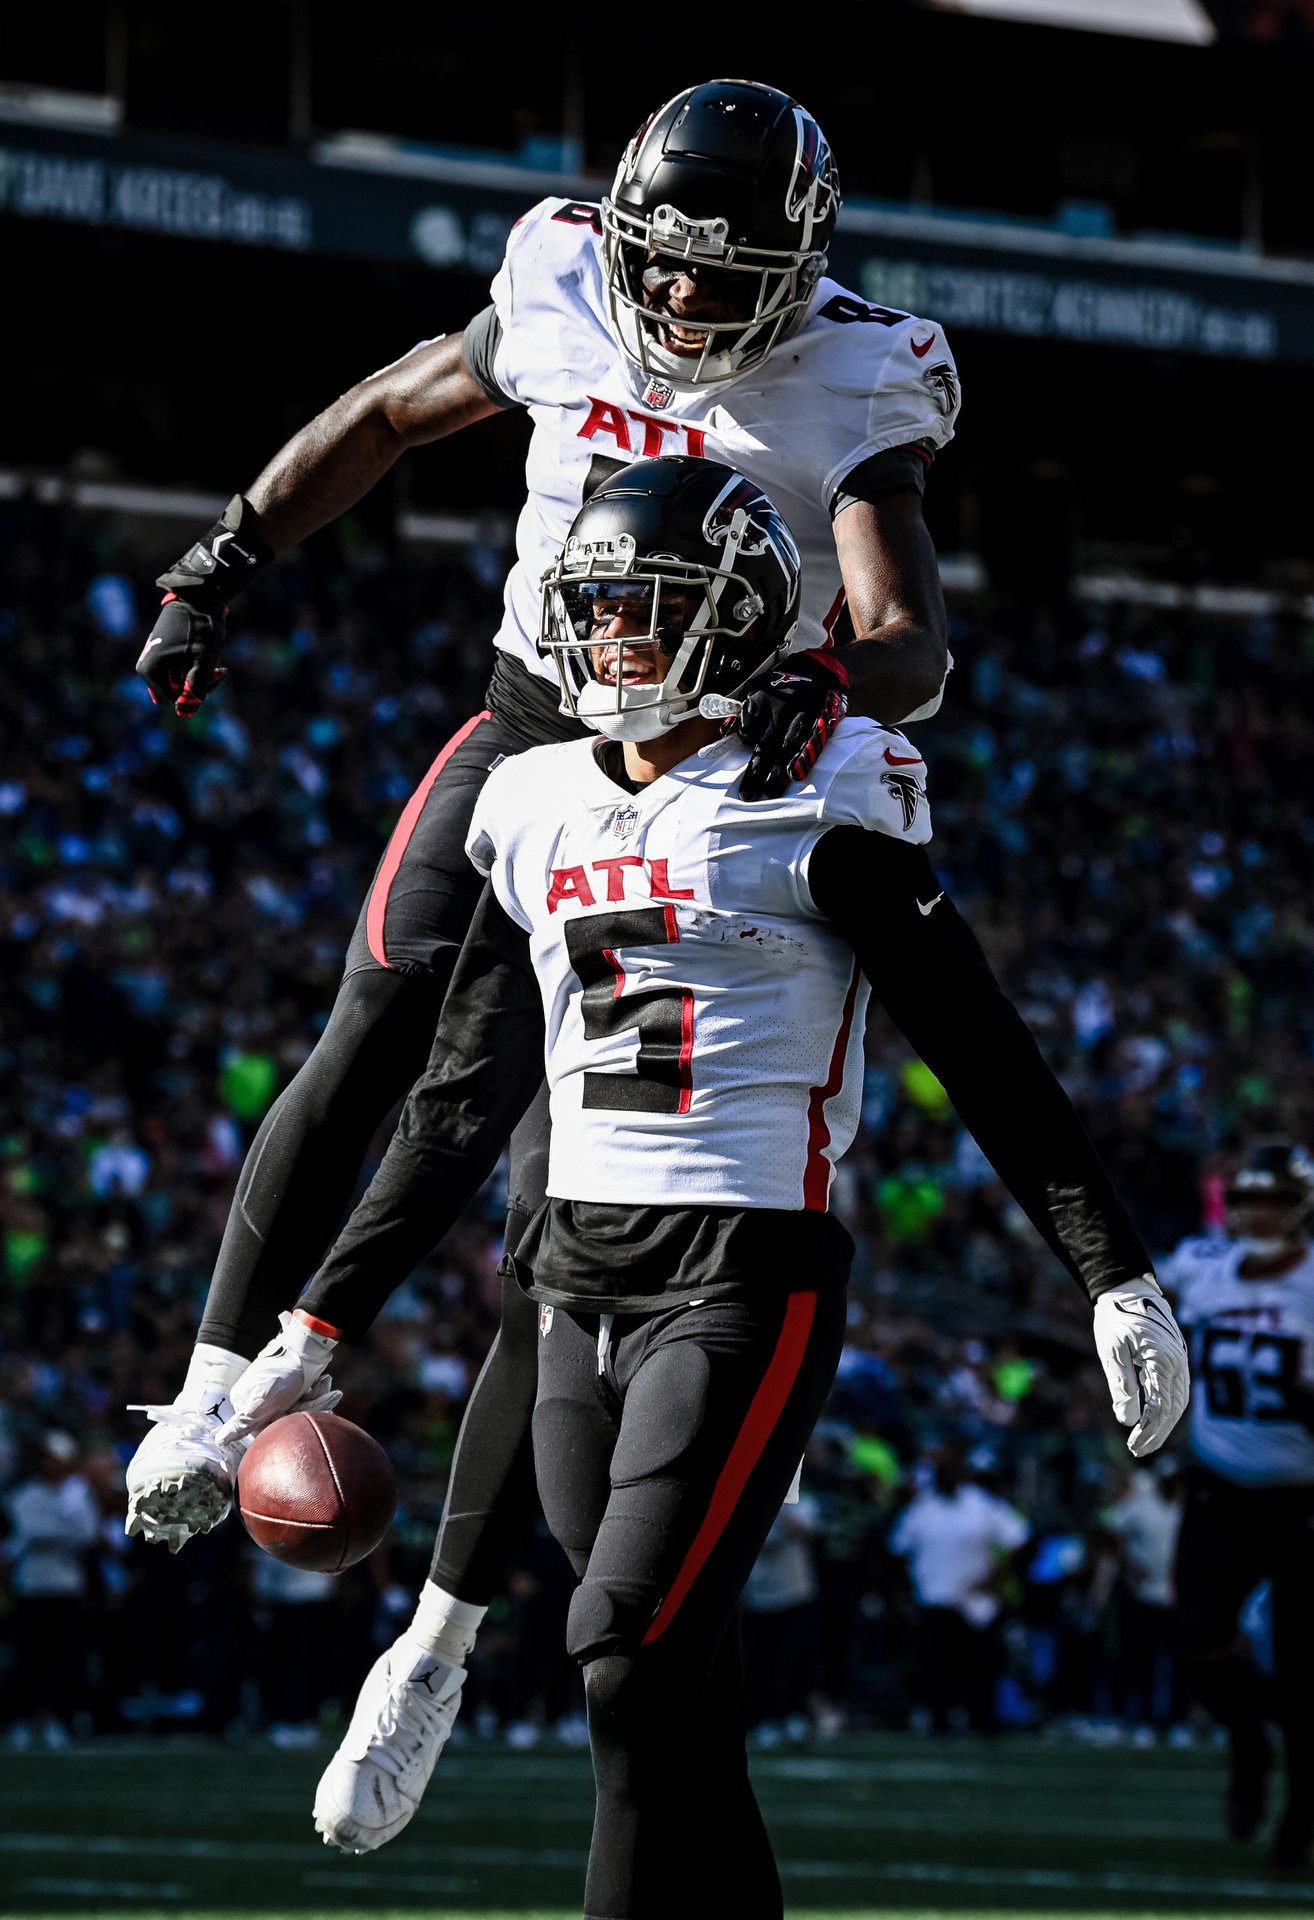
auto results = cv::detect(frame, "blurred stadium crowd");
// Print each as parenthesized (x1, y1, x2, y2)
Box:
(1, 492, 1310, 1749)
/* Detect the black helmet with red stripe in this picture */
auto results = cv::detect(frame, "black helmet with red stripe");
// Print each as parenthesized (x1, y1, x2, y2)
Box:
(602, 79, 840, 387)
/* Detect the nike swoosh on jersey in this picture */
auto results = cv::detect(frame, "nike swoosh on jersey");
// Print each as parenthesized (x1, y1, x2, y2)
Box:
(917, 893, 944, 916)
(911, 333, 937, 358)
(884, 749, 923, 765)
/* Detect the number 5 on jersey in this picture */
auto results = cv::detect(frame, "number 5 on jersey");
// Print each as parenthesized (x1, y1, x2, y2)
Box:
(565, 908, 694, 1115)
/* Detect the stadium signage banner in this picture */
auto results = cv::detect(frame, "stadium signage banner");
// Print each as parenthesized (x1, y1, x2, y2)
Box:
(3, 115, 1312, 365)
(858, 252, 1279, 362)
(0, 126, 316, 252)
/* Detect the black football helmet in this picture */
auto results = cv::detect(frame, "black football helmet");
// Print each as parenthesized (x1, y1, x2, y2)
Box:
(1225, 1138, 1314, 1253)
(539, 456, 801, 741)
(601, 79, 840, 387)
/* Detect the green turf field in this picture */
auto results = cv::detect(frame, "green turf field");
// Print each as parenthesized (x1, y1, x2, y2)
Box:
(2, 1733, 1311, 1920)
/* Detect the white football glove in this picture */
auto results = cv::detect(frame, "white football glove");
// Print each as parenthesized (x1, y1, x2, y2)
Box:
(214, 1309, 342, 1448)
(1093, 1276, 1190, 1457)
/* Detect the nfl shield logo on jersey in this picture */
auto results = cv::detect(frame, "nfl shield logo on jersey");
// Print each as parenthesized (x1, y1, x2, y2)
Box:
(642, 376, 676, 411)
(539, 1303, 554, 1337)
(607, 803, 640, 840)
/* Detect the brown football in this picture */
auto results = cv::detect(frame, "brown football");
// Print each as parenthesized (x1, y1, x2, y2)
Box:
(237, 1411, 397, 1573)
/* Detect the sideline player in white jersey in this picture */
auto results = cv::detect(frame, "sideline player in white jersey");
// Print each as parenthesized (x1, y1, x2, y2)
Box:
(125, 77, 965, 1780)
(217, 461, 1188, 1883)
(1163, 1140, 1314, 1871)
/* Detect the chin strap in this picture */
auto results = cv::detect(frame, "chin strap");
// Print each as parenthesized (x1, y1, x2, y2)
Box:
(577, 683, 687, 741)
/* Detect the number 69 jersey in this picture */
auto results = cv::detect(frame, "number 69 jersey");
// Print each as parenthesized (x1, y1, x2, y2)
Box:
(466, 719, 931, 1214)
(1163, 1235, 1314, 1487)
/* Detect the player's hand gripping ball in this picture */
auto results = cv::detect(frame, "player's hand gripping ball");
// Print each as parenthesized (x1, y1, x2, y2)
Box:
(237, 1411, 396, 1572)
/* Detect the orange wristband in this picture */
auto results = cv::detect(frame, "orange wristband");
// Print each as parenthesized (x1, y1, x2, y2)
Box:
(293, 1308, 342, 1340)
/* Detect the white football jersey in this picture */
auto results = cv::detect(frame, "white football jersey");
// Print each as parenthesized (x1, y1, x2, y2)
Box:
(466, 718, 931, 1212)
(1164, 1234, 1314, 1487)
(482, 199, 960, 711)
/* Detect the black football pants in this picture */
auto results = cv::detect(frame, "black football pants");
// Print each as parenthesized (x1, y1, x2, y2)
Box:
(197, 703, 551, 1603)
(1175, 1468, 1314, 1814)
(532, 1286, 847, 1920)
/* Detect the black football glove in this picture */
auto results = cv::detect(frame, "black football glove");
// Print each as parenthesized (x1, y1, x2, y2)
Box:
(137, 597, 229, 718)
(136, 495, 272, 718)
(737, 649, 849, 802)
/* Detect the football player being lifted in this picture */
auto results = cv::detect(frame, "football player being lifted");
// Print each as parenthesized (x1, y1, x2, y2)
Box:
(1162, 1141, 1314, 1871)
(126, 79, 962, 1798)
(217, 460, 1188, 1879)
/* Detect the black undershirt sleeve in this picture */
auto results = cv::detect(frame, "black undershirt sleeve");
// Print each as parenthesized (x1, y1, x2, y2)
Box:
(830, 442, 935, 518)
(296, 882, 544, 1339)
(807, 828, 1153, 1303)
(460, 304, 519, 411)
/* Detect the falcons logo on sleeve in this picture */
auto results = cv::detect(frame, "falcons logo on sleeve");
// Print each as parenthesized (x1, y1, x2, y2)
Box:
(881, 771, 923, 832)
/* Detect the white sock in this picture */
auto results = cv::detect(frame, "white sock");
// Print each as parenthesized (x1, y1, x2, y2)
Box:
(181, 1344, 248, 1410)
(407, 1582, 486, 1666)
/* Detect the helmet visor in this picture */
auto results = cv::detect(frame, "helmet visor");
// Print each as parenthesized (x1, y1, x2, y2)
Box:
(540, 557, 763, 726)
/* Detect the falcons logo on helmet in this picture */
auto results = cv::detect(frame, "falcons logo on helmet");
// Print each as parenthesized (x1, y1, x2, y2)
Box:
(702, 475, 801, 575)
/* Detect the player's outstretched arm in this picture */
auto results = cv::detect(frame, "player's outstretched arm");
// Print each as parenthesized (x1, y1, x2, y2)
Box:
(293, 882, 545, 1342)
(832, 488, 949, 727)
(136, 335, 498, 716)
(809, 829, 1189, 1455)
(243, 333, 498, 551)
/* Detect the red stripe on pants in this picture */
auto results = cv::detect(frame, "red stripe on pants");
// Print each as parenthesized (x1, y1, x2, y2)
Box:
(366, 711, 491, 969)
(641, 1290, 819, 1645)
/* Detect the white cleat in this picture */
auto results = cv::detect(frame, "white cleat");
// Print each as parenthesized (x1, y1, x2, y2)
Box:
(124, 1405, 238, 1553)
(313, 1640, 465, 1854)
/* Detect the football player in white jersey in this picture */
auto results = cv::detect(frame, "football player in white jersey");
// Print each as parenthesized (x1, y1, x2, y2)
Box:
(215, 461, 1188, 1883)
(124, 78, 966, 1761)
(1163, 1140, 1314, 1870)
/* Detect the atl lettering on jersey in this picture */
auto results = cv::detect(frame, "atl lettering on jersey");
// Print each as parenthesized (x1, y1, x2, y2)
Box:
(465, 719, 930, 1214)
(546, 857, 693, 913)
